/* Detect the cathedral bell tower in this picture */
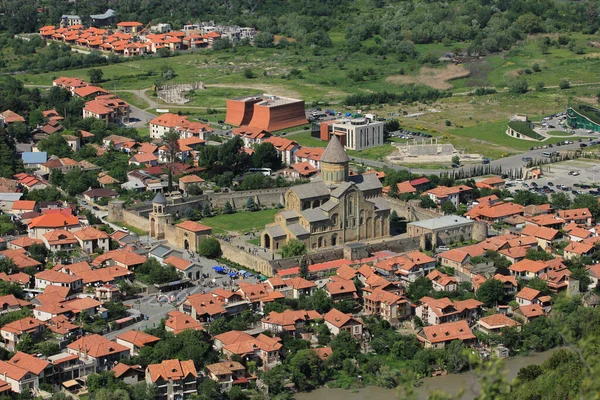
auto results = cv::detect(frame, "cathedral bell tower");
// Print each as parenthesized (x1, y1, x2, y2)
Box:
(149, 192, 171, 239)
(320, 135, 350, 185)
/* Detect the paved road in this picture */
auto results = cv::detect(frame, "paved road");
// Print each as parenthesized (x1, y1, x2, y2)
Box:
(351, 140, 594, 175)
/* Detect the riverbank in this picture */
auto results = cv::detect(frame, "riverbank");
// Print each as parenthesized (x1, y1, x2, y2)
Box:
(295, 347, 564, 400)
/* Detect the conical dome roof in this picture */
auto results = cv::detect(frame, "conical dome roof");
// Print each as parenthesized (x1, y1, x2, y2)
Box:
(321, 135, 349, 164)
(152, 192, 167, 205)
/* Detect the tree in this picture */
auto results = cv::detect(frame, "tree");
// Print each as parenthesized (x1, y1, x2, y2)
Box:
(28, 243, 48, 263)
(330, 330, 360, 363)
(445, 340, 468, 373)
(164, 129, 180, 163)
(551, 192, 571, 210)
(28, 109, 43, 127)
(559, 79, 570, 89)
(252, 142, 282, 170)
(198, 237, 222, 258)
(222, 201, 234, 214)
(420, 196, 437, 209)
(388, 182, 399, 198)
(407, 276, 433, 302)
(280, 239, 307, 258)
(525, 248, 554, 261)
(526, 277, 551, 295)
(88, 69, 104, 84)
(441, 200, 457, 214)
(245, 197, 258, 211)
(243, 68, 255, 79)
(299, 255, 309, 279)
(451, 155, 460, 166)
(477, 279, 505, 307)
(202, 203, 211, 218)
(536, 81, 545, 91)
(187, 184, 202, 196)
(38, 133, 73, 158)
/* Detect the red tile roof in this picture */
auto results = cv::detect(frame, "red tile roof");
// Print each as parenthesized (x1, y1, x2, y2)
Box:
(67, 334, 128, 358)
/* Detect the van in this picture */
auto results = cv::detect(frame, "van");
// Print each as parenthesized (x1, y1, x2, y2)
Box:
(541, 152, 552, 157)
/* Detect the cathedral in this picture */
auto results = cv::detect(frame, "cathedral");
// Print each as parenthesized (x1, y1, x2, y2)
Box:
(261, 135, 390, 251)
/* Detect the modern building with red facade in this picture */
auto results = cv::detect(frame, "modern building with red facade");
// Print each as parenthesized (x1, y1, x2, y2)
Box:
(225, 94, 308, 132)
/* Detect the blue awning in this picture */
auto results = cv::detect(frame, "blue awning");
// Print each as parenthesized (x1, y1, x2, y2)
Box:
(228, 272, 236, 277)
(213, 266, 224, 272)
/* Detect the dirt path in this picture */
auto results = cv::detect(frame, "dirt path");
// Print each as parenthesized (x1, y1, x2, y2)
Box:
(207, 83, 303, 99)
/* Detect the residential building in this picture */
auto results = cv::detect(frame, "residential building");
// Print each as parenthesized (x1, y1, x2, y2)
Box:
(427, 270, 458, 292)
(425, 185, 472, 208)
(476, 314, 521, 335)
(115, 330, 161, 356)
(165, 310, 204, 335)
(417, 320, 476, 349)
(509, 259, 550, 280)
(205, 361, 252, 390)
(215, 331, 282, 371)
(415, 297, 483, 326)
(407, 216, 476, 249)
(1, 317, 45, 350)
(261, 309, 322, 335)
(323, 308, 363, 339)
(67, 334, 130, 371)
(34, 270, 83, 292)
(363, 288, 411, 326)
(73, 227, 110, 253)
(146, 359, 198, 400)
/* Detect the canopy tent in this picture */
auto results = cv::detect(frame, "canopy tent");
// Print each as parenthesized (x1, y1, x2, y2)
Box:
(213, 266, 224, 273)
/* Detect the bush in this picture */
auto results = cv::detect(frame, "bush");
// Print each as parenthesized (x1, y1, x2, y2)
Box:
(559, 79, 570, 89)
(508, 79, 529, 94)
(532, 63, 541, 72)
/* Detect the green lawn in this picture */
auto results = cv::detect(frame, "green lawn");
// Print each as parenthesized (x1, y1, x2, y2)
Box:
(289, 131, 327, 147)
(200, 209, 278, 233)
(347, 144, 397, 161)
(117, 91, 150, 109)
(113, 222, 146, 236)
(507, 121, 544, 140)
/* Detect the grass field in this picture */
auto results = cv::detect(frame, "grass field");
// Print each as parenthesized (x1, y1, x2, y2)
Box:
(200, 209, 278, 233)
(290, 131, 327, 147)
(117, 91, 150, 109)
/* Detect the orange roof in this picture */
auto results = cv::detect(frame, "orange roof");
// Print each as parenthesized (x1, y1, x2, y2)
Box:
(164, 256, 193, 271)
(116, 330, 160, 348)
(73, 226, 110, 241)
(131, 153, 158, 163)
(558, 208, 591, 220)
(9, 352, 49, 376)
(516, 287, 541, 301)
(42, 229, 78, 246)
(478, 314, 520, 330)
(176, 220, 212, 233)
(63, 297, 102, 313)
(0, 272, 30, 285)
(67, 334, 128, 358)
(165, 310, 204, 335)
(91, 249, 146, 268)
(9, 236, 42, 249)
(291, 162, 317, 176)
(113, 362, 142, 379)
(264, 136, 298, 152)
(520, 225, 560, 241)
(117, 21, 143, 27)
(0, 294, 30, 309)
(564, 241, 594, 255)
(262, 309, 322, 330)
(150, 113, 188, 128)
(323, 308, 360, 329)
(73, 85, 109, 98)
(494, 273, 518, 286)
(35, 269, 80, 284)
(336, 265, 358, 281)
(509, 259, 549, 274)
(285, 277, 317, 290)
(28, 214, 79, 229)
(326, 278, 357, 296)
(516, 304, 544, 318)
(11, 200, 36, 211)
(0, 110, 25, 123)
(0, 360, 29, 381)
(1, 317, 45, 335)
(178, 174, 204, 184)
(420, 320, 475, 344)
(438, 249, 470, 263)
(147, 359, 197, 383)
(481, 176, 505, 185)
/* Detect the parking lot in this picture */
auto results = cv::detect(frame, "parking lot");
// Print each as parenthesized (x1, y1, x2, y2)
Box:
(539, 112, 599, 138)
(506, 159, 600, 198)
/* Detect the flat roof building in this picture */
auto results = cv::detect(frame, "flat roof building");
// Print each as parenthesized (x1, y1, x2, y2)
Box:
(320, 117, 384, 151)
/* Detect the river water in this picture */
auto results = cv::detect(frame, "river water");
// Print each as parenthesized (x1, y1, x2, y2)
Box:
(295, 348, 562, 400)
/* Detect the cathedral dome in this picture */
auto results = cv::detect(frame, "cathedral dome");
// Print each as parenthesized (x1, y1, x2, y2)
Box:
(321, 135, 350, 164)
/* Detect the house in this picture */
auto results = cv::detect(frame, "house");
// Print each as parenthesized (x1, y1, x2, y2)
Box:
(67, 334, 130, 371)
(178, 175, 205, 194)
(83, 188, 119, 203)
(363, 288, 411, 326)
(1, 317, 45, 350)
(415, 297, 482, 326)
(92, 249, 147, 270)
(514, 304, 544, 323)
(146, 359, 198, 400)
(0, 295, 30, 314)
(558, 208, 593, 226)
(215, 331, 282, 371)
(465, 201, 524, 223)
(0, 360, 37, 393)
(427, 270, 458, 292)
(283, 277, 317, 298)
(263, 136, 299, 165)
(325, 277, 358, 302)
(40, 157, 81, 175)
(586, 264, 600, 290)
(178, 293, 227, 322)
(129, 152, 159, 167)
(425, 185, 471, 208)
(27, 213, 80, 240)
(163, 256, 202, 281)
(8, 352, 50, 382)
(0, 110, 25, 127)
(515, 287, 543, 306)
(476, 314, 520, 335)
(375, 251, 436, 282)
(149, 113, 189, 139)
(165, 310, 204, 335)
(323, 308, 363, 339)
(34, 270, 83, 292)
(205, 361, 253, 390)
(476, 176, 505, 190)
(115, 330, 161, 356)
(73, 227, 110, 253)
(509, 259, 550, 280)
(417, 320, 476, 349)
(113, 363, 145, 384)
(174, 221, 212, 252)
(41, 229, 79, 252)
(261, 309, 322, 335)
(520, 225, 563, 250)
(11, 200, 38, 217)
